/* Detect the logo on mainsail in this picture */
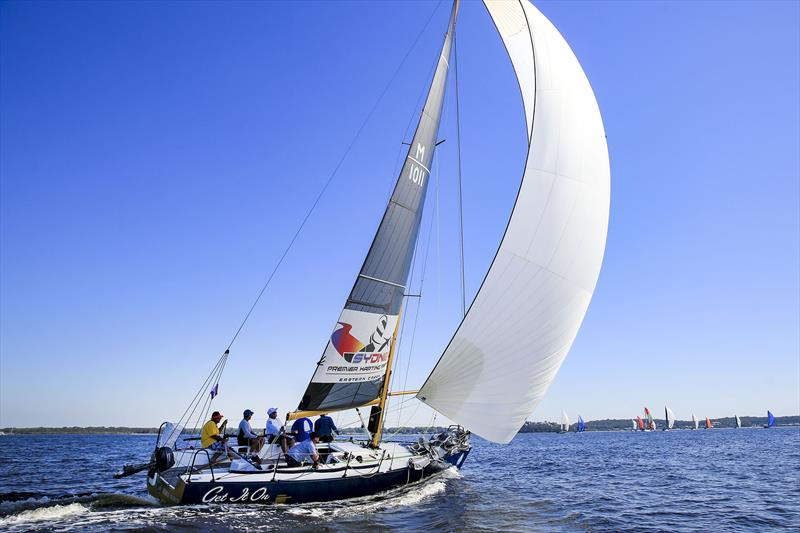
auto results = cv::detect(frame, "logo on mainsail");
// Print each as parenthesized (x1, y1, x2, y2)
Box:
(331, 314, 392, 363)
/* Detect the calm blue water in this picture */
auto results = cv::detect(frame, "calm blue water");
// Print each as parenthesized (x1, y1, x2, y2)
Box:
(0, 428, 798, 532)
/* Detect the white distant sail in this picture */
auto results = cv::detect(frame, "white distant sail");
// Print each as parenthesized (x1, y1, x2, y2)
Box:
(735, 415, 741, 428)
(631, 419, 637, 430)
(418, 0, 610, 444)
(561, 410, 570, 432)
(692, 414, 698, 430)
(666, 406, 675, 429)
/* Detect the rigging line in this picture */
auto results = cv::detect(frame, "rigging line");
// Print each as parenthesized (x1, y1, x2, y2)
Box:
(224, 0, 447, 352)
(174, 351, 227, 431)
(454, 28, 466, 318)
(189, 355, 227, 434)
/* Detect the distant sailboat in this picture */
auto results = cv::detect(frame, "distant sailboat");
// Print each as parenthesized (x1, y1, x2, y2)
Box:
(735, 415, 741, 429)
(560, 411, 570, 433)
(764, 410, 775, 429)
(664, 406, 675, 431)
(631, 419, 637, 432)
(705, 417, 712, 430)
(644, 407, 655, 431)
(636, 416, 645, 431)
(692, 414, 699, 430)
(577, 416, 585, 433)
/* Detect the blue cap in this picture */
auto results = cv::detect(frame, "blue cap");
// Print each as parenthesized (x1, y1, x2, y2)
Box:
(243, 409, 254, 417)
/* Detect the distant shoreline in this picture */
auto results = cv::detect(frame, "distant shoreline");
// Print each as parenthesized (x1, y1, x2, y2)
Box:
(1, 415, 797, 435)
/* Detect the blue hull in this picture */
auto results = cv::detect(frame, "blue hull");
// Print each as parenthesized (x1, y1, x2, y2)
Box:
(155, 451, 470, 505)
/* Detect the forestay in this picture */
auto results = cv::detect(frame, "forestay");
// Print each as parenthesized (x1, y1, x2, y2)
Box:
(296, 2, 458, 413)
(418, 0, 610, 443)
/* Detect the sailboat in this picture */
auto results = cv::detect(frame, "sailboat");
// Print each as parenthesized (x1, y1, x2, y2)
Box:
(129, 0, 610, 506)
(576, 416, 585, 433)
(644, 407, 655, 431)
(559, 411, 571, 433)
(631, 419, 638, 432)
(664, 406, 675, 431)
(636, 416, 645, 431)
(705, 417, 713, 430)
(734, 415, 741, 429)
(692, 414, 699, 430)
(764, 410, 775, 429)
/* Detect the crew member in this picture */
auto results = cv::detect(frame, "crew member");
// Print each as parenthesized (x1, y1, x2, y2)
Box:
(286, 431, 321, 468)
(201, 411, 233, 462)
(266, 407, 294, 454)
(314, 413, 338, 443)
(238, 409, 264, 452)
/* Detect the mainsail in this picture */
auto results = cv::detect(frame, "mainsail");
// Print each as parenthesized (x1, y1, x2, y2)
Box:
(577, 415, 585, 433)
(417, 0, 610, 443)
(294, 3, 458, 416)
(692, 414, 698, 430)
(735, 415, 741, 428)
(767, 410, 775, 428)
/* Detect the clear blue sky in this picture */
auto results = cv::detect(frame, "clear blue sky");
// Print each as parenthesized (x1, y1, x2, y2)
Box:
(1, 0, 798, 429)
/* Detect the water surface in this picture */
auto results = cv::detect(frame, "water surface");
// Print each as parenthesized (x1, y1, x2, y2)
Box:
(0, 428, 797, 532)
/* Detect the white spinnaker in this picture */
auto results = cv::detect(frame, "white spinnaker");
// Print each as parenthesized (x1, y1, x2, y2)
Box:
(417, 0, 610, 444)
(666, 406, 676, 429)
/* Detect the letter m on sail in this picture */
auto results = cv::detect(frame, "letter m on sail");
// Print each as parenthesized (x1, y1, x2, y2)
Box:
(415, 143, 425, 161)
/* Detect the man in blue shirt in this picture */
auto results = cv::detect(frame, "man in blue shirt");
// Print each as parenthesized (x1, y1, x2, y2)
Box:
(286, 432, 321, 469)
(313, 413, 338, 443)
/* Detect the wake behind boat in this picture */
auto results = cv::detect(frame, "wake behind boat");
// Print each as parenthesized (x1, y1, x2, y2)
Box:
(117, 0, 610, 506)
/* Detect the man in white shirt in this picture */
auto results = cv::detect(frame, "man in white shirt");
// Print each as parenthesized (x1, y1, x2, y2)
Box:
(286, 432, 321, 468)
(265, 407, 293, 454)
(237, 409, 264, 452)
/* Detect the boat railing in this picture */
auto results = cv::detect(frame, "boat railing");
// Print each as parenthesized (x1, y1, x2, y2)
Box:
(186, 448, 216, 483)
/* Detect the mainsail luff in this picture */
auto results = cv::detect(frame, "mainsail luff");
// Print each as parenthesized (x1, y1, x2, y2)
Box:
(417, 0, 610, 444)
(293, 1, 459, 416)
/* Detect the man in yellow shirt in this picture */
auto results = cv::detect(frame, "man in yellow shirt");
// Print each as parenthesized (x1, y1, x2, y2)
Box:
(200, 411, 232, 462)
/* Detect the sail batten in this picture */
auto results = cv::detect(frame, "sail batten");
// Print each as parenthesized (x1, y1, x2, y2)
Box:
(418, 0, 610, 444)
(295, 2, 458, 414)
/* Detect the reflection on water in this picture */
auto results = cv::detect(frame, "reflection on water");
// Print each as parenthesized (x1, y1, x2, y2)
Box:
(0, 429, 798, 532)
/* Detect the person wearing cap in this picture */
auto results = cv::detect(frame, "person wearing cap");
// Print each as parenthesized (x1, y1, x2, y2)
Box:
(237, 409, 264, 452)
(265, 407, 294, 454)
(286, 431, 321, 468)
(200, 411, 234, 463)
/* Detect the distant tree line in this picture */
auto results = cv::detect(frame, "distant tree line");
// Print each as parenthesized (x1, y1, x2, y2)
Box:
(519, 415, 799, 433)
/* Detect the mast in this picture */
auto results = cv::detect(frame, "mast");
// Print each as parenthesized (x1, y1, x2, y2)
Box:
(289, 0, 459, 429)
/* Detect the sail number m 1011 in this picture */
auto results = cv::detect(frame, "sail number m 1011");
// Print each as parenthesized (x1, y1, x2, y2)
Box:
(408, 143, 429, 187)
